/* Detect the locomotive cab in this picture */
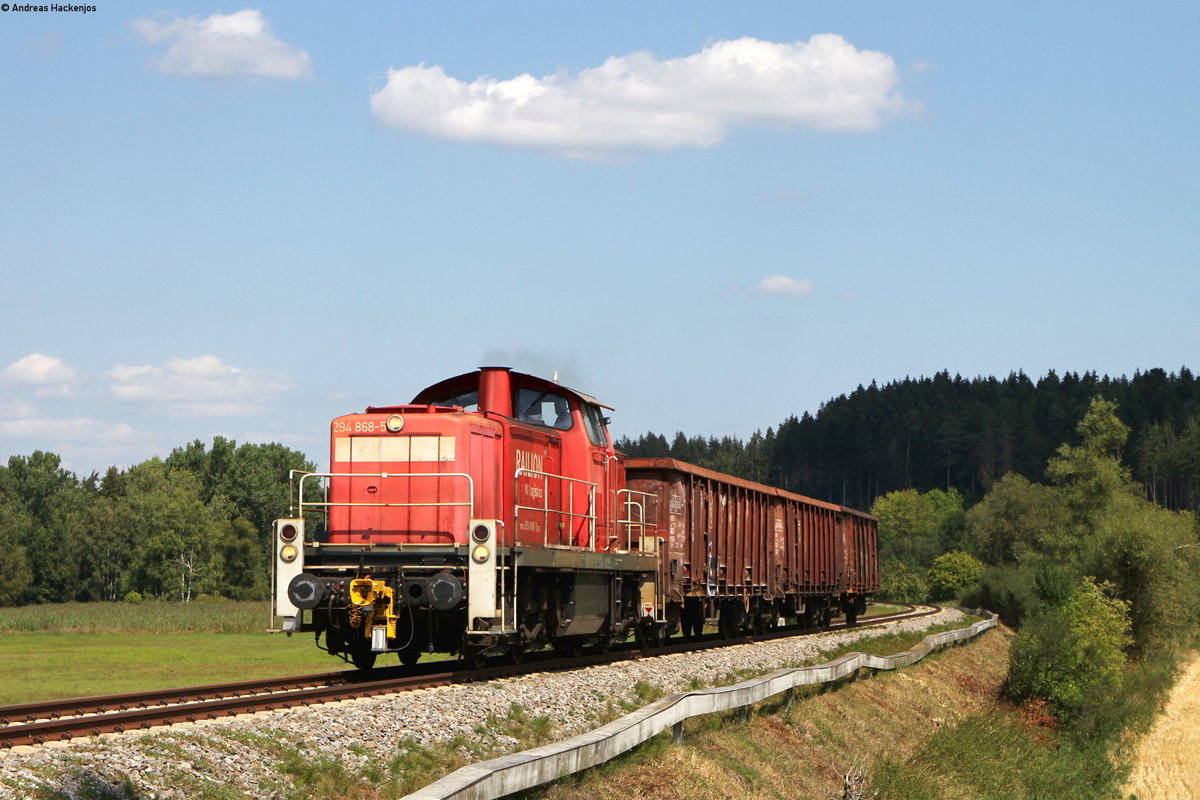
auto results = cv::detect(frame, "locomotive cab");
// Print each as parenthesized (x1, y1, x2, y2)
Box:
(274, 367, 662, 669)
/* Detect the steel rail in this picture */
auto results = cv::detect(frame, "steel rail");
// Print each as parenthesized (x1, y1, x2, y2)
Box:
(0, 603, 936, 749)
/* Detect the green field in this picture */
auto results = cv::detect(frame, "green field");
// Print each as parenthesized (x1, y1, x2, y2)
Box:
(0, 601, 346, 705)
(0, 600, 919, 706)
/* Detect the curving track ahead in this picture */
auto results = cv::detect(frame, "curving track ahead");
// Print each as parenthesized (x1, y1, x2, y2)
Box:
(0, 603, 938, 749)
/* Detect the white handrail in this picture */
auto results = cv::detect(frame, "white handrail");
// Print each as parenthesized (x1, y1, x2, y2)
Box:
(513, 468, 598, 550)
(297, 471, 476, 520)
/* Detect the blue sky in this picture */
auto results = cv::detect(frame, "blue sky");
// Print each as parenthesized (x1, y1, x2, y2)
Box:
(1, 1, 1197, 476)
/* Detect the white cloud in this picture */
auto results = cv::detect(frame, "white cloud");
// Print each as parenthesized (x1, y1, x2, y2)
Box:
(104, 355, 292, 416)
(0, 396, 40, 421)
(3, 353, 77, 397)
(132, 9, 311, 79)
(0, 394, 135, 448)
(0, 416, 136, 442)
(756, 275, 815, 299)
(370, 35, 911, 158)
(0, 400, 152, 474)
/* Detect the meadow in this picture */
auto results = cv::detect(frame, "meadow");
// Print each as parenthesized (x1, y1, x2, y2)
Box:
(0, 601, 913, 706)
(0, 601, 342, 705)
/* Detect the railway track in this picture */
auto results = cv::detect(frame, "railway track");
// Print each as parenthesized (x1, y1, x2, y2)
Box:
(0, 603, 937, 749)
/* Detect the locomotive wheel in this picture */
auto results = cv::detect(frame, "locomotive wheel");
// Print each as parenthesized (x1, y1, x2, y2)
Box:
(554, 637, 585, 659)
(351, 647, 377, 670)
(463, 647, 489, 670)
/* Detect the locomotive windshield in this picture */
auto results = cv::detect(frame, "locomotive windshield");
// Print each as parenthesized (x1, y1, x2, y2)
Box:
(428, 388, 479, 411)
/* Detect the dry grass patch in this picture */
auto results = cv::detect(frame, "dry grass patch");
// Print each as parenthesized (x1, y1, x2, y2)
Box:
(528, 627, 1013, 800)
(1123, 651, 1200, 800)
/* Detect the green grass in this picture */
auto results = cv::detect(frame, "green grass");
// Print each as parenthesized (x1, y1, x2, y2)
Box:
(0, 600, 275, 634)
(873, 709, 1119, 800)
(0, 631, 342, 705)
(0, 601, 346, 705)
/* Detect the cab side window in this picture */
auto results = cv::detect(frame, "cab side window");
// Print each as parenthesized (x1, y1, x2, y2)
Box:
(582, 403, 609, 446)
(515, 388, 573, 430)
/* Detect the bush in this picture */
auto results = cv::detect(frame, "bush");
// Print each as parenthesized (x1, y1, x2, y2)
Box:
(965, 564, 1037, 626)
(927, 551, 983, 600)
(1006, 577, 1131, 733)
(878, 558, 929, 603)
(123, 591, 143, 604)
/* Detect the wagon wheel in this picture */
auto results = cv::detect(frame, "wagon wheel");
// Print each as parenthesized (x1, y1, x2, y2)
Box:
(635, 620, 651, 649)
(637, 619, 664, 649)
(398, 649, 422, 666)
(507, 643, 527, 665)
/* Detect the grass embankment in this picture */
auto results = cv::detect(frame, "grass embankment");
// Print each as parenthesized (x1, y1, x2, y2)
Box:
(0, 601, 339, 705)
(525, 624, 1131, 800)
(261, 616, 996, 800)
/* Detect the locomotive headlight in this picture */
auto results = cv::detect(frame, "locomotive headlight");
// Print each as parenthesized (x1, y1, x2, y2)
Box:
(280, 544, 299, 563)
(471, 544, 490, 564)
(385, 414, 404, 433)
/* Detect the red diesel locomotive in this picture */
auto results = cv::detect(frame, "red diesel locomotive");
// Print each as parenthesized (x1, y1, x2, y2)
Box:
(273, 367, 878, 669)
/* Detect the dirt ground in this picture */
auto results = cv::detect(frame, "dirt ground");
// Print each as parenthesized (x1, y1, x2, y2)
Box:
(1123, 653, 1200, 800)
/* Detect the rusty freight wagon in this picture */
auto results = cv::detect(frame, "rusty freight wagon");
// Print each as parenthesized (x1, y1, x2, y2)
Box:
(624, 458, 880, 636)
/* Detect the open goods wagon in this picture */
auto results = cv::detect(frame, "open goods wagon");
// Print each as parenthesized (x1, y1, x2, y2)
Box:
(624, 458, 880, 636)
(272, 367, 878, 669)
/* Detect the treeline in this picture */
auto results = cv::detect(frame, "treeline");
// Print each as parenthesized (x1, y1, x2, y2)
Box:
(617, 367, 1200, 512)
(0, 439, 313, 606)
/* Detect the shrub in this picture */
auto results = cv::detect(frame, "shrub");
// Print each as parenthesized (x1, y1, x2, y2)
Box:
(964, 564, 1036, 626)
(123, 591, 143, 604)
(878, 558, 928, 603)
(1006, 577, 1131, 732)
(927, 551, 983, 601)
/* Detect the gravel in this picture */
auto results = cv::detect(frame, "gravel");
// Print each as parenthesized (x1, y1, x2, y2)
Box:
(0, 609, 965, 800)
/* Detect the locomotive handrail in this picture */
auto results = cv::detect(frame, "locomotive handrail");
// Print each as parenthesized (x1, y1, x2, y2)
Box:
(296, 471, 476, 520)
(403, 610, 997, 800)
(616, 488, 659, 555)
(514, 468, 598, 551)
